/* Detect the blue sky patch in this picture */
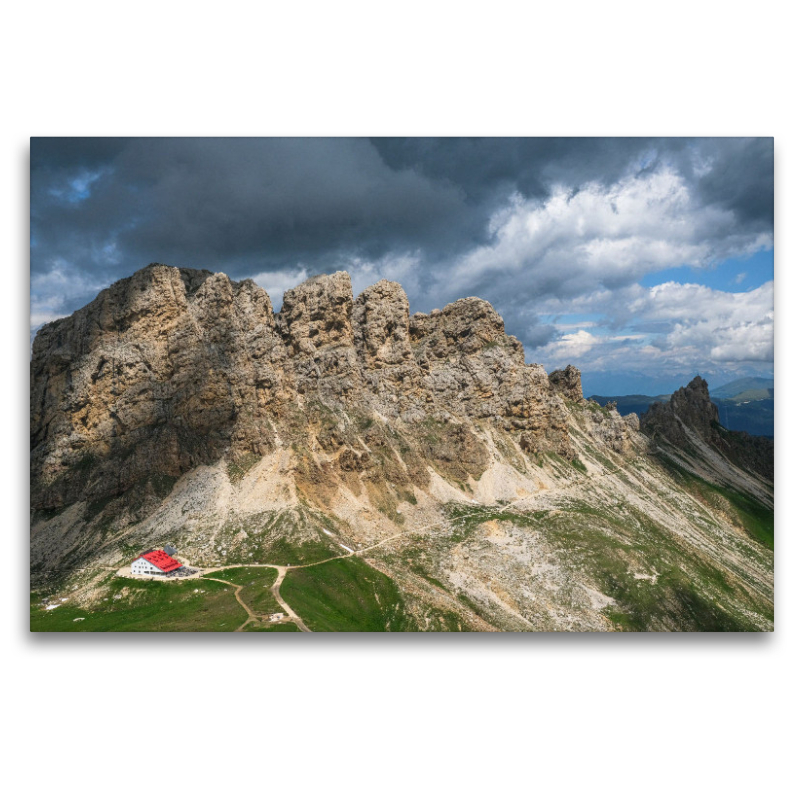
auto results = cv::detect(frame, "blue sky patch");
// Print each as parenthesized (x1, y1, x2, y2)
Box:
(639, 248, 774, 292)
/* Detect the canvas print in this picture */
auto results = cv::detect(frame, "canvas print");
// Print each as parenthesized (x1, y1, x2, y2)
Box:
(30, 137, 774, 632)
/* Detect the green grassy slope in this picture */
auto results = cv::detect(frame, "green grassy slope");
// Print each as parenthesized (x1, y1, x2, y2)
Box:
(30, 577, 247, 632)
(205, 566, 283, 615)
(658, 458, 774, 550)
(710, 377, 773, 399)
(280, 557, 418, 632)
(243, 621, 302, 632)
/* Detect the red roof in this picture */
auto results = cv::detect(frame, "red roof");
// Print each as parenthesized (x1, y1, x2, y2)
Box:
(139, 549, 182, 572)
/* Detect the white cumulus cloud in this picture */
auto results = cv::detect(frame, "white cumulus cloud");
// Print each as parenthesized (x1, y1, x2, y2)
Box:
(530, 280, 774, 377)
(437, 166, 772, 304)
(536, 329, 600, 363)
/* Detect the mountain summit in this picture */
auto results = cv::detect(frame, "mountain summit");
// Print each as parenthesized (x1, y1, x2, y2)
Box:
(642, 376, 773, 485)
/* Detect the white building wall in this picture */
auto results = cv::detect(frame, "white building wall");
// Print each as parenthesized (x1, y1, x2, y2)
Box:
(131, 557, 165, 576)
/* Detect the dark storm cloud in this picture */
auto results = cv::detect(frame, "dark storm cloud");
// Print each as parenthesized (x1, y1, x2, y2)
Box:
(373, 137, 656, 201)
(31, 138, 471, 286)
(694, 138, 774, 227)
(374, 137, 774, 229)
(30, 137, 133, 171)
(31, 137, 774, 286)
(112, 138, 476, 263)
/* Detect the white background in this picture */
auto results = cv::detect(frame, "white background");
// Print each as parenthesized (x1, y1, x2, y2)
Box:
(3, 2, 796, 798)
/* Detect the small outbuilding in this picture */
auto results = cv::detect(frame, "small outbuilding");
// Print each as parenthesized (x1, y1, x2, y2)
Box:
(131, 549, 183, 577)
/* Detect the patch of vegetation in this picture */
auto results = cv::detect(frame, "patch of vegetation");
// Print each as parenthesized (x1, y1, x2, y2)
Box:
(579, 442, 617, 471)
(30, 578, 247, 632)
(419, 608, 473, 632)
(75, 452, 97, 473)
(491, 432, 527, 474)
(456, 591, 494, 623)
(150, 472, 178, 497)
(362, 480, 405, 525)
(398, 488, 418, 506)
(225, 509, 344, 566)
(306, 399, 339, 426)
(203, 566, 282, 616)
(257, 536, 341, 566)
(353, 412, 375, 431)
(397, 546, 449, 591)
(227, 453, 261, 483)
(571, 457, 588, 474)
(32, 506, 65, 524)
(547, 499, 769, 631)
(657, 456, 774, 550)
(118, 541, 150, 561)
(308, 509, 356, 543)
(715, 488, 773, 550)
(281, 557, 419, 631)
(597, 562, 743, 632)
(413, 569, 447, 592)
(543, 451, 576, 476)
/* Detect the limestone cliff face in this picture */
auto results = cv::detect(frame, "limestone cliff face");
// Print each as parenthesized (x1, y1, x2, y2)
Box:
(408, 298, 570, 451)
(354, 279, 420, 410)
(277, 271, 359, 399)
(548, 365, 583, 403)
(30, 265, 294, 510)
(30, 264, 575, 512)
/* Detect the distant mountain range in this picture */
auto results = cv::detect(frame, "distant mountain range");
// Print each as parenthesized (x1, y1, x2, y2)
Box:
(711, 377, 774, 400)
(590, 377, 774, 438)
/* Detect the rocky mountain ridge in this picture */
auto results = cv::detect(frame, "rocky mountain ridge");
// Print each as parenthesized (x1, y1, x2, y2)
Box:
(31, 264, 593, 513)
(30, 264, 773, 631)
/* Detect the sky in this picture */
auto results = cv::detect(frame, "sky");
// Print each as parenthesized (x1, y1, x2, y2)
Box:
(30, 137, 774, 396)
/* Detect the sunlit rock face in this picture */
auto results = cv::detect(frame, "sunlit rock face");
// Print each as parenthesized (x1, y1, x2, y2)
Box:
(30, 263, 576, 512)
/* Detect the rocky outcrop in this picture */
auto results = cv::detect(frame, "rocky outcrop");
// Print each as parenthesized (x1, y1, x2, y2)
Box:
(641, 376, 773, 481)
(408, 299, 573, 457)
(641, 376, 718, 446)
(354, 279, 422, 412)
(30, 265, 289, 509)
(277, 271, 359, 400)
(30, 263, 577, 513)
(582, 404, 641, 455)
(548, 365, 583, 403)
(623, 412, 639, 431)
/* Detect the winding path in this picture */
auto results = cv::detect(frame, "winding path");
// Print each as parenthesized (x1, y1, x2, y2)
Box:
(271, 568, 311, 632)
(202, 577, 259, 631)
(203, 573, 310, 632)
(198, 492, 542, 632)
